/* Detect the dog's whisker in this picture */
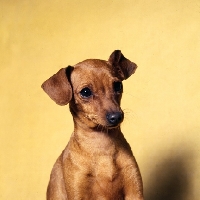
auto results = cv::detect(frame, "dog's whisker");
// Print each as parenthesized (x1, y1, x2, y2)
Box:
(123, 109, 137, 118)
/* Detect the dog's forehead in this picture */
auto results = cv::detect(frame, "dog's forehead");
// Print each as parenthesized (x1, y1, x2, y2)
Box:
(71, 59, 116, 84)
(69, 59, 122, 92)
(74, 59, 111, 72)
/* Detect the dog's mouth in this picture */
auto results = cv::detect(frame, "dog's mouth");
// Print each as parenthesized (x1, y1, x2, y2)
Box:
(85, 112, 124, 130)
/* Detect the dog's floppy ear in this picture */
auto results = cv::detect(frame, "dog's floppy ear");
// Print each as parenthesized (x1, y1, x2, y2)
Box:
(108, 50, 137, 80)
(41, 66, 73, 106)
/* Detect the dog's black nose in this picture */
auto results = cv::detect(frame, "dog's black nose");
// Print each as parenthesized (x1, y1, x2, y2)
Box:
(106, 112, 123, 126)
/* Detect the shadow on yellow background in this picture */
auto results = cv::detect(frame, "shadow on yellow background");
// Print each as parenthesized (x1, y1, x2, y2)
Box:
(0, 0, 200, 199)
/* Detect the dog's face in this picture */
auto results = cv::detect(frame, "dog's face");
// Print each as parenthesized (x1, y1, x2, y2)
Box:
(42, 50, 137, 129)
(69, 59, 124, 128)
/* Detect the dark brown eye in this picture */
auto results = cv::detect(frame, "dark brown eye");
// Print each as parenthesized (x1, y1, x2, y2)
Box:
(113, 82, 123, 93)
(80, 87, 93, 98)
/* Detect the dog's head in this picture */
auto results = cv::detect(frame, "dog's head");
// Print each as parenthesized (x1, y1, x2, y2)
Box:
(42, 50, 137, 129)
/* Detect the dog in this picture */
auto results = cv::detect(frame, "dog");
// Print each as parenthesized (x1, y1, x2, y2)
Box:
(42, 50, 143, 200)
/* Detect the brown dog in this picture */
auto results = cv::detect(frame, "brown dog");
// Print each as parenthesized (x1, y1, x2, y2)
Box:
(42, 50, 143, 200)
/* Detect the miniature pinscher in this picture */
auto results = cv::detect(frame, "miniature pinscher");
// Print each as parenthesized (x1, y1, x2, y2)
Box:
(42, 50, 143, 200)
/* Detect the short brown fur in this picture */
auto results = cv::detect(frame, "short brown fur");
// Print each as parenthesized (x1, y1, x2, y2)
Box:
(42, 50, 143, 200)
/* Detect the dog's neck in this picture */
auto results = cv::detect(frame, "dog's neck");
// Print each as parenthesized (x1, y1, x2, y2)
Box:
(71, 120, 122, 155)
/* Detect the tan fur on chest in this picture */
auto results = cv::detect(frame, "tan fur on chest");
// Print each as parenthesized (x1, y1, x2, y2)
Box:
(62, 141, 124, 199)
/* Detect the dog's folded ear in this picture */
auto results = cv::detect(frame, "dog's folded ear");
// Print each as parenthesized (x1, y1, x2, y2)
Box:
(108, 50, 137, 80)
(41, 66, 73, 106)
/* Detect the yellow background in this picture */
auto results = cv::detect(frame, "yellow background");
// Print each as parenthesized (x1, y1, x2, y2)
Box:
(1, 0, 200, 199)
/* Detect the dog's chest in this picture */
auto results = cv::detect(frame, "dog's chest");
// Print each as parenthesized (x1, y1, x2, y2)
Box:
(94, 155, 119, 180)
(90, 154, 124, 198)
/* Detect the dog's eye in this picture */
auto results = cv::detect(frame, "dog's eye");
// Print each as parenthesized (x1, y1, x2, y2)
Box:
(113, 82, 123, 93)
(80, 87, 93, 98)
